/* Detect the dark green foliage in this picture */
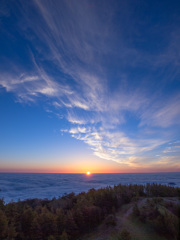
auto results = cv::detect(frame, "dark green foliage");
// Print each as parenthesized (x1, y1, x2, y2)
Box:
(48, 236, 56, 240)
(0, 198, 5, 211)
(145, 183, 179, 197)
(137, 197, 179, 240)
(38, 207, 57, 238)
(117, 229, 131, 240)
(132, 203, 140, 217)
(0, 184, 179, 240)
(164, 200, 179, 217)
(104, 214, 116, 226)
(0, 209, 8, 238)
(21, 207, 36, 238)
(153, 209, 179, 239)
(8, 222, 17, 240)
(60, 230, 69, 240)
(64, 210, 78, 238)
(56, 208, 65, 235)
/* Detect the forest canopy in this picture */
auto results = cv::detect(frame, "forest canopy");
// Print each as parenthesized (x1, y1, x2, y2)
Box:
(0, 183, 179, 240)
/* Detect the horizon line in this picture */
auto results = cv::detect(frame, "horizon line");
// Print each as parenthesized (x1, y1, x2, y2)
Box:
(0, 171, 180, 174)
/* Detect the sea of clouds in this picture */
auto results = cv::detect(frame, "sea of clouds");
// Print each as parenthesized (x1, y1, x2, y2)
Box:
(0, 172, 180, 203)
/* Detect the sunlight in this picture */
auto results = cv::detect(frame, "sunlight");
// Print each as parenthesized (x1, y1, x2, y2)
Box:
(86, 171, 91, 175)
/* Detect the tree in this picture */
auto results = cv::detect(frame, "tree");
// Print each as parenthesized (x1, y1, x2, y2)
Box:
(38, 207, 57, 238)
(118, 229, 131, 240)
(21, 207, 35, 237)
(132, 203, 140, 217)
(56, 208, 65, 235)
(0, 209, 8, 239)
(8, 222, 17, 240)
(60, 230, 69, 240)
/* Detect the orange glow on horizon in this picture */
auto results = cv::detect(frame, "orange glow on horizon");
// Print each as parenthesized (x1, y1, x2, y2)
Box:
(1, 157, 180, 174)
(0, 168, 180, 173)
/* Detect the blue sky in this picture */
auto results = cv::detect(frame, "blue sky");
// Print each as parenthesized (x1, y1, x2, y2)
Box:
(0, 0, 180, 173)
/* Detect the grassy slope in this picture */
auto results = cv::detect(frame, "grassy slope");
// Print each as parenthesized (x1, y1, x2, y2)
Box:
(121, 217, 167, 240)
(82, 197, 179, 240)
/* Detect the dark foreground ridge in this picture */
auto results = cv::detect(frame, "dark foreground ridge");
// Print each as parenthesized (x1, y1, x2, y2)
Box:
(0, 183, 179, 240)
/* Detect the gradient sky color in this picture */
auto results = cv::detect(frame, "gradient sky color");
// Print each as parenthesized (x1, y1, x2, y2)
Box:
(0, 0, 180, 173)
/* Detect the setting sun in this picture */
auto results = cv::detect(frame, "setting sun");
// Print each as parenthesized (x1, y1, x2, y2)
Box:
(86, 171, 91, 175)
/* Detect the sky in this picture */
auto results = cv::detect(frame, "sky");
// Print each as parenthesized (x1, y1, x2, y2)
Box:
(0, 0, 180, 173)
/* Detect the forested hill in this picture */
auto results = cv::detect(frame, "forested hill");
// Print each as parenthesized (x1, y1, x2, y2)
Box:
(0, 183, 179, 240)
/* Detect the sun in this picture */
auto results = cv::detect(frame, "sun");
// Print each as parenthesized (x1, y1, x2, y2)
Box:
(86, 171, 91, 175)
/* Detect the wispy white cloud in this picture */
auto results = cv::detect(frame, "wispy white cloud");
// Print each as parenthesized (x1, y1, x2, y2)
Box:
(162, 141, 180, 154)
(152, 155, 180, 169)
(66, 112, 88, 125)
(140, 94, 180, 127)
(0, 71, 65, 102)
(64, 125, 167, 164)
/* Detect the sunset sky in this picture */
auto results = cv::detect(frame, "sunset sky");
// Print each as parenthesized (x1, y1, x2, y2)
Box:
(0, 0, 180, 173)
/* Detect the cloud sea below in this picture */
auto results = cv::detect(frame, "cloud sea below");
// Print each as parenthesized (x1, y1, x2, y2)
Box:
(0, 172, 180, 203)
